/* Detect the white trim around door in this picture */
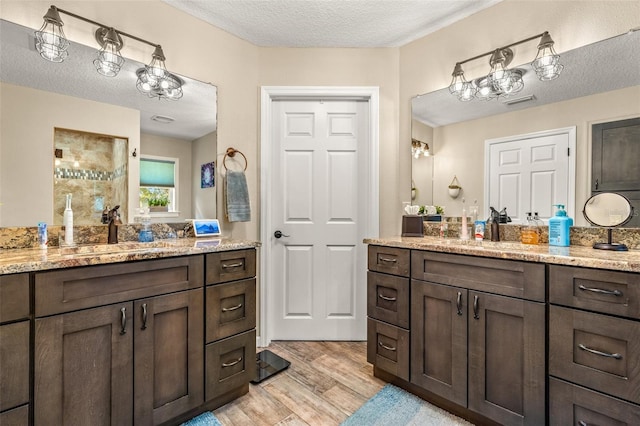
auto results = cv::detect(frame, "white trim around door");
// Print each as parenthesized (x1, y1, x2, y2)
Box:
(259, 86, 380, 347)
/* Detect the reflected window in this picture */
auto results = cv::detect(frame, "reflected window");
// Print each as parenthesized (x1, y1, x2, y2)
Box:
(140, 156, 178, 212)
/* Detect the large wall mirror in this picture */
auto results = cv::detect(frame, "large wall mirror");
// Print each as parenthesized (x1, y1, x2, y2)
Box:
(0, 19, 218, 227)
(412, 29, 640, 225)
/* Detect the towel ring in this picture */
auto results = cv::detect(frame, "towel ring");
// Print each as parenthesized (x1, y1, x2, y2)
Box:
(223, 147, 248, 172)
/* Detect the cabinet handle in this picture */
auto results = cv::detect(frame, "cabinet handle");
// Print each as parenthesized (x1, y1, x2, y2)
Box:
(222, 262, 243, 269)
(578, 421, 588, 426)
(222, 303, 243, 312)
(378, 294, 397, 302)
(378, 341, 397, 352)
(120, 307, 127, 335)
(578, 343, 622, 360)
(595, 178, 599, 190)
(141, 303, 148, 330)
(222, 357, 243, 367)
(456, 292, 463, 316)
(473, 295, 480, 320)
(578, 285, 622, 297)
(379, 257, 397, 264)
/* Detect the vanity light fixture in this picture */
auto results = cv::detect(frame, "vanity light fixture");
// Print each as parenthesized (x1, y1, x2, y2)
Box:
(449, 31, 563, 102)
(35, 5, 182, 99)
(411, 139, 431, 159)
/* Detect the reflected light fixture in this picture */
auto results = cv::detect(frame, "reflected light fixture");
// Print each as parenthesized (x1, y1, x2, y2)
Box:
(35, 5, 182, 99)
(411, 139, 431, 159)
(449, 31, 563, 102)
(136, 46, 184, 100)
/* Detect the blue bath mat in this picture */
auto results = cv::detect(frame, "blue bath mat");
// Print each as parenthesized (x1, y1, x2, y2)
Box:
(181, 411, 222, 426)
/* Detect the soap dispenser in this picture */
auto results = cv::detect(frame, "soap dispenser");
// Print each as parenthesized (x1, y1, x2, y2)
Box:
(521, 212, 539, 245)
(549, 204, 573, 247)
(63, 193, 74, 245)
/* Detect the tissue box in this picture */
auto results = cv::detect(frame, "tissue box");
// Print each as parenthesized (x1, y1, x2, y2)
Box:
(402, 215, 424, 237)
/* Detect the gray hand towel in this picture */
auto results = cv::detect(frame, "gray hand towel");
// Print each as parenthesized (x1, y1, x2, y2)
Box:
(225, 170, 251, 222)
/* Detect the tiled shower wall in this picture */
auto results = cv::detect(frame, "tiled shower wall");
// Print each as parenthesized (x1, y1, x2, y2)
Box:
(53, 128, 128, 225)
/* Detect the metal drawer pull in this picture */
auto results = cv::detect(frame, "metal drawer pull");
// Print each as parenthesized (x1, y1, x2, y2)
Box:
(222, 262, 243, 269)
(222, 357, 243, 367)
(378, 341, 397, 352)
(456, 292, 463, 316)
(120, 307, 127, 335)
(141, 303, 148, 330)
(578, 343, 622, 359)
(222, 303, 243, 312)
(473, 295, 480, 319)
(378, 294, 397, 302)
(379, 257, 397, 264)
(578, 285, 622, 297)
(578, 421, 588, 426)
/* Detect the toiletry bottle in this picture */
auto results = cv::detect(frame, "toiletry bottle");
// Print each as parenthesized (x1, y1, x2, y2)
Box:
(549, 204, 573, 247)
(38, 222, 48, 249)
(63, 193, 73, 245)
(521, 212, 539, 245)
(461, 207, 468, 240)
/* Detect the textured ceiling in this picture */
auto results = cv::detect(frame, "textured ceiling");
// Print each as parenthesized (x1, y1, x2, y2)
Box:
(163, 0, 502, 47)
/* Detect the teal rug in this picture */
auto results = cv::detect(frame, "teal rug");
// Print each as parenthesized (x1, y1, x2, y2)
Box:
(181, 411, 222, 426)
(341, 384, 474, 425)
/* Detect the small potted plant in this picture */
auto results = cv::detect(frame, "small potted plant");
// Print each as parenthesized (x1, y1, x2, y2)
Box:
(141, 189, 170, 212)
(448, 176, 461, 199)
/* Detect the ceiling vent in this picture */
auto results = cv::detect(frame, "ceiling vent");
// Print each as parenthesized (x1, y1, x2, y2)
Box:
(503, 95, 536, 106)
(150, 115, 175, 124)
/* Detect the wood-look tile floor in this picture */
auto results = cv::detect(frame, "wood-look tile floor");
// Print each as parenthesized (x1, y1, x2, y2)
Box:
(213, 341, 386, 425)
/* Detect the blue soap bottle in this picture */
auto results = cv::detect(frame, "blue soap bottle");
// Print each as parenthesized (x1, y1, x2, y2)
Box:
(548, 204, 573, 247)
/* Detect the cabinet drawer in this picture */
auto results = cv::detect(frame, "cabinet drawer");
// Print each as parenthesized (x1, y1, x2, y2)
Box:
(35, 256, 204, 316)
(0, 404, 29, 426)
(549, 305, 640, 403)
(550, 378, 640, 426)
(367, 246, 409, 277)
(206, 329, 256, 401)
(411, 251, 545, 301)
(206, 278, 256, 342)
(549, 265, 640, 319)
(206, 249, 256, 284)
(367, 272, 409, 328)
(0, 321, 30, 412)
(0, 274, 29, 323)
(367, 318, 409, 381)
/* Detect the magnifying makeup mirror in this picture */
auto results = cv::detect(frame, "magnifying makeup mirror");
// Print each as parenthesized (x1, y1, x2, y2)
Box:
(583, 192, 635, 251)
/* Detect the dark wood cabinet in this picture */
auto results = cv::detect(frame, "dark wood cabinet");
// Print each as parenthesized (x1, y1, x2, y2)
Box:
(467, 291, 545, 426)
(0, 273, 30, 424)
(134, 289, 204, 425)
(34, 303, 134, 426)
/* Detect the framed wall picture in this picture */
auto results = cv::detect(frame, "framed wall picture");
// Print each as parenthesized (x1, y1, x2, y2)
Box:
(201, 161, 215, 188)
(192, 219, 221, 237)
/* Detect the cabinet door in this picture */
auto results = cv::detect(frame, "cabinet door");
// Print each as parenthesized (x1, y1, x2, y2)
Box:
(468, 292, 545, 426)
(134, 289, 204, 426)
(0, 321, 29, 412)
(410, 280, 467, 407)
(592, 117, 640, 192)
(35, 303, 134, 426)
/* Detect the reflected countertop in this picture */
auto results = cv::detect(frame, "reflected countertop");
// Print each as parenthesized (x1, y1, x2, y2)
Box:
(0, 238, 260, 275)
(364, 236, 640, 273)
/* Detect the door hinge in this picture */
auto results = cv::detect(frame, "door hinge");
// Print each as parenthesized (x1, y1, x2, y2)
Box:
(567, 147, 570, 156)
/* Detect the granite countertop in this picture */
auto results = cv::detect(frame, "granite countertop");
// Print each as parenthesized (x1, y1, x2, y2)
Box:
(364, 236, 640, 273)
(0, 238, 260, 275)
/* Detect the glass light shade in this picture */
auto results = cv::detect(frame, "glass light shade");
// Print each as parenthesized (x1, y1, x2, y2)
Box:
(93, 28, 124, 77)
(474, 77, 498, 100)
(533, 32, 564, 81)
(35, 7, 69, 63)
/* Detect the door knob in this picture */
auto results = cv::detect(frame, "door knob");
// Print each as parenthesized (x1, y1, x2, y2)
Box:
(274, 230, 290, 239)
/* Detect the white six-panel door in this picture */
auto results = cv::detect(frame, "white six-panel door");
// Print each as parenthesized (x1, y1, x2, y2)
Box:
(268, 99, 369, 340)
(485, 127, 576, 224)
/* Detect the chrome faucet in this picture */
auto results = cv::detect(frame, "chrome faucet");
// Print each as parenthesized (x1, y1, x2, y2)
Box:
(101, 205, 122, 244)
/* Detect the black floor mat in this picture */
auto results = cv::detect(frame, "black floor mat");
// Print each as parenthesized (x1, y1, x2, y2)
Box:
(251, 349, 291, 384)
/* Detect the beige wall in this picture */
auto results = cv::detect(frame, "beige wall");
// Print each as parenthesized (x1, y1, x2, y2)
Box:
(0, 82, 140, 227)
(400, 0, 640, 228)
(192, 131, 217, 220)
